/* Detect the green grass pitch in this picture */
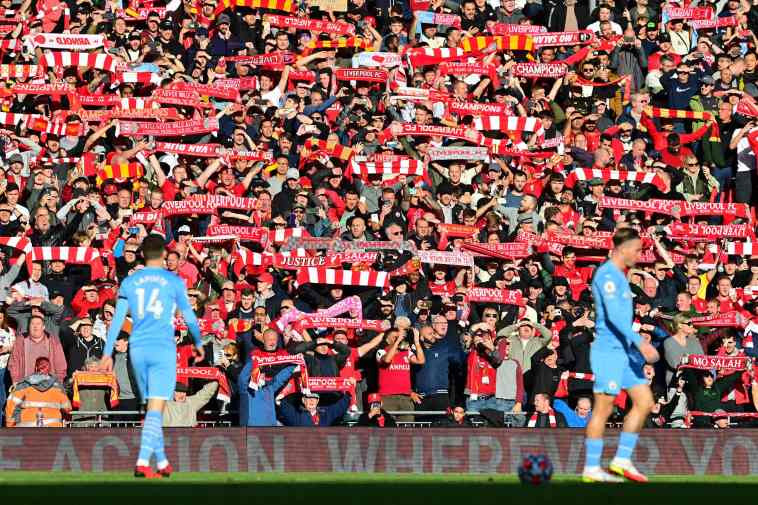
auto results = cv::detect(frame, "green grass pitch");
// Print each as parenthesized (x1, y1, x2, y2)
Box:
(1, 472, 758, 504)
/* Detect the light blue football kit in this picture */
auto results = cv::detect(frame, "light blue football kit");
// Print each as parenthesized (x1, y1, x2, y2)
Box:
(104, 267, 202, 400)
(590, 259, 647, 395)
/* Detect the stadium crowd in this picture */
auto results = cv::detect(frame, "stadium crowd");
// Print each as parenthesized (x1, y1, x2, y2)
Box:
(0, 0, 756, 431)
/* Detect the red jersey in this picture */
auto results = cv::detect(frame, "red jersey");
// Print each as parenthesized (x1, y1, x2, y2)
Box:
(465, 351, 497, 396)
(429, 280, 456, 297)
(553, 264, 593, 301)
(376, 347, 412, 395)
(206, 180, 245, 196)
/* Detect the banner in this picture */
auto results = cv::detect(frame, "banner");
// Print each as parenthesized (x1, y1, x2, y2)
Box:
(461, 241, 531, 260)
(26, 33, 105, 50)
(467, 287, 524, 306)
(599, 196, 751, 219)
(162, 194, 257, 216)
(512, 62, 567, 78)
(221, 52, 294, 68)
(118, 118, 219, 137)
(168, 81, 240, 101)
(690, 312, 748, 328)
(416, 250, 474, 267)
(664, 6, 713, 20)
(448, 101, 507, 116)
(5, 428, 758, 474)
(427, 146, 490, 161)
(690, 15, 738, 29)
(531, 30, 594, 47)
(679, 353, 750, 370)
(272, 255, 342, 270)
(263, 14, 355, 35)
(335, 68, 388, 82)
(351, 52, 403, 68)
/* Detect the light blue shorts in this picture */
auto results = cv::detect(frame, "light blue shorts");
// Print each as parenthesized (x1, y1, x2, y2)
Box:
(590, 348, 646, 396)
(129, 345, 177, 401)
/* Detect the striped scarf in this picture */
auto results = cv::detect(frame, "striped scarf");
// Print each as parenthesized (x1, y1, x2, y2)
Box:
(471, 115, 544, 136)
(527, 408, 557, 427)
(726, 241, 755, 256)
(296, 267, 390, 289)
(29, 247, 105, 279)
(113, 71, 163, 86)
(651, 107, 720, 142)
(305, 37, 371, 54)
(249, 351, 308, 392)
(41, 51, 122, 75)
(300, 137, 354, 163)
(564, 167, 666, 191)
(459, 35, 534, 54)
(215, 0, 296, 16)
(348, 158, 425, 178)
(97, 162, 144, 184)
(405, 47, 466, 67)
(0, 65, 42, 79)
(554, 372, 594, 398)
(71, 371, 119, 408)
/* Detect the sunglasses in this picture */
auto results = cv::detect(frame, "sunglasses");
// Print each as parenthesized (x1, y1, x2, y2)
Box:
(224, 353, 235, 358)
(483, 314, 498, 318)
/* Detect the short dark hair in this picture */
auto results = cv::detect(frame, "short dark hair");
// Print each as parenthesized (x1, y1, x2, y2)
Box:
(141, 234, 166, 261)
(613, 228, 640, 247)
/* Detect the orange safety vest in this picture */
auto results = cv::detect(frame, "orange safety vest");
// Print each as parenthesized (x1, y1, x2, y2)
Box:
(5, 379, 71, 427)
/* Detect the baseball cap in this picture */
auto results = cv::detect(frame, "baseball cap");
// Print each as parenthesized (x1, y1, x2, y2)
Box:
(257, 272, 274, 285)
(217, 13, 231, 25)
(701, 75, 715, 85)
(588, 177, 605, 186)
(367, 393, 382, 404)
(177, 225, 192, 234)
(303, 391, 320, 399)
(8, 153, 23, 164)
(159, 19, 173, 30)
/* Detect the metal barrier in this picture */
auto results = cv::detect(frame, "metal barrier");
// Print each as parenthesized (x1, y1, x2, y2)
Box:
(66, 411, 233, 428)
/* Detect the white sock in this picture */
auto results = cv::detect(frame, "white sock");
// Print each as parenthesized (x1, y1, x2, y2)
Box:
(612, 457, 631, 465)
(583, 465, 601, 473)
(136, 459, 149, 467)
(156, 460, 169, 470)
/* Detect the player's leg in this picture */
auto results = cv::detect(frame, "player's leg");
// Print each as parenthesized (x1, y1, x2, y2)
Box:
(129, 346, 156, 476)
(609, 382, 654, 482)
(144, 350, 176, 477)
(583, 352, 623, 483)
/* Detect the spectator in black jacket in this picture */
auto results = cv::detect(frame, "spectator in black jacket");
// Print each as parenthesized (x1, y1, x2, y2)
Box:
(524, 393, 568, 428)
(62, 317, 103, 379)
(356, 394, 397, 427)
(290, 336, 350, 377)
(529, 346, 562, 401)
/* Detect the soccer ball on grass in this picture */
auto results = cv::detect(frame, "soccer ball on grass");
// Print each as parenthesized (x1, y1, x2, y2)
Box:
(518, 454, 553, 485)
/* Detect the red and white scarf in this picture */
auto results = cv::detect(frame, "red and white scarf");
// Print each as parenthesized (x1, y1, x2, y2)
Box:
(438, 61, 499, 88)
(512, 62, 567, 78)
(679, 353, 751, 370)
(405, 46, 466, 66)
(461, 241, 531, 260)
(690, 312, 748, 328)
(532, 30, 594, 47)
(41, 51, 121, 74)
(335, 68, 389, 82)
(466, 286, 524, 306)
(26, 33, 106, 51)
(263, 14, 355, 35)
(29, 247, 104, 279)
(176, 366, 231, 403)
(666, 223, 755, 240)
(555, 372, 594, 398)
(726, 242, 755, 256)
(528, 408, 557, 427)
(118, 117, 219, 137)
(296, 268, 390, 289)
(349, 158, 425, 178)
(599, 196, 751, 220)
(564, 167, 666, 191)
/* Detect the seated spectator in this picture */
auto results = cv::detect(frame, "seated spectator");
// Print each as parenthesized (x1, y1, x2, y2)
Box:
(278, 390, 351, 427)
(356, 394, 397, 427)
(524, 393, 568, 428)
(434, 404, 475, 428)
(5, 357, 70, 427)
(554, 396, 592, 428)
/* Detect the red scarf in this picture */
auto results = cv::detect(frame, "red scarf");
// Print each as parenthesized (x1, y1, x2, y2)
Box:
(176, 366, 231, 403)
(467, 287, 524, 306)
(528, 408, 557, 427)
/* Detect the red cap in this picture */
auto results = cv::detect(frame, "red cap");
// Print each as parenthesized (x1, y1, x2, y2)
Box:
(367, 393, 381, 404)
(257, 272, 274, 285)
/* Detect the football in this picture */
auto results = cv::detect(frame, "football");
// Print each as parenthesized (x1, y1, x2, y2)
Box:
(518, 454, 554, 485)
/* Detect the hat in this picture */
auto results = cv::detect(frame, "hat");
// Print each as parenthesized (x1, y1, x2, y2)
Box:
(175, 382, 190, 393)
(177, 224, 191, 234)
(553, 277, 569, 287)
(128, 31, 141, 40)
(159, 19, 173, 30)
(588, 177, 605, 186)
(517, 318, 534, 327)
(103, 183, 119, 196)
(71, 317, 93, 331)
(367, 393, 382, 404)
(303, 391, 320, 399)
(658, 33, 671, 42)
(217, 13, 231, 25)
(8, 153, 23, 164)
(257, 272, 274, 285)
(701, 75, 715, 86)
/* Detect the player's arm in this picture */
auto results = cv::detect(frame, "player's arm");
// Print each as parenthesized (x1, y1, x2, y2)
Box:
(175, 280, 205, 359)
(99, 295, 130, 372)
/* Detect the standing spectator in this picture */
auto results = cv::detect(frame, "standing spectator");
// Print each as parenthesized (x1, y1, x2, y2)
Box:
(0, 307, 15, 425)
(375, 327, 425, 421)
(497, 319, 552, 373)
(663, 314, 704, 385)
(8, 315, 66, 384)
(62, 317, 104, 379)
(163, 381, 220, 427)
(111, 333, 139, 419)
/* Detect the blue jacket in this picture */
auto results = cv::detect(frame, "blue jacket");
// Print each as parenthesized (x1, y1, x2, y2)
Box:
(413, 338, 464, 395)
(278, 393, 351, 426)
(554, 399, 590, 428)
(238, 363, 295, 427)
